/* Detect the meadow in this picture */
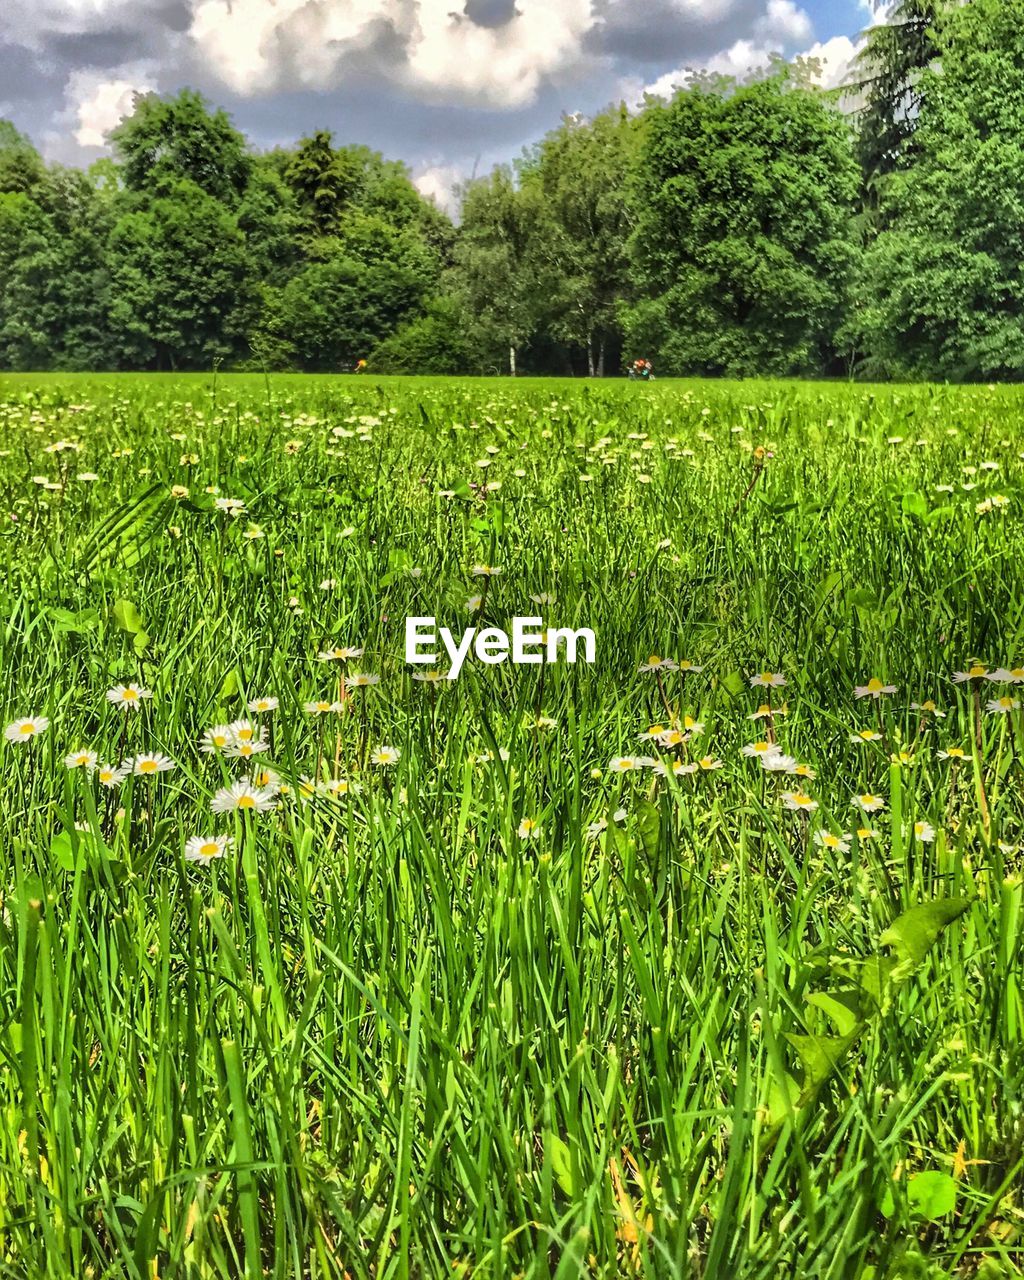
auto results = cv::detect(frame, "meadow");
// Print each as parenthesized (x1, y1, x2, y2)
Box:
(0, 371, 1022, 1279)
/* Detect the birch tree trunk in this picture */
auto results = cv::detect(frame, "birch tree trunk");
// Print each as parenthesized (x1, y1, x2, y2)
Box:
(509, 345, 517, 377)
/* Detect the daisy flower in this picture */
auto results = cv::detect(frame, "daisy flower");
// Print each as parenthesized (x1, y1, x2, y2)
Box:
(211, 779, 276, 814)
(471, 564, 501, 577)
(854, 677, 897, 699)
(856, 827, 880, 840)
(850, 729, 883, 744)
(318, 646, 365, 662)
(750, 672, 786, 689)
(184, 834, 233, 865)
(131, 752, 175, 777)
(696, 755, 724, 771)
(214, 496, 246, 517)
(4, 716, 49, 743)
(783, 791, 818, 813)
(638, 655, 679, 674)
(789, 762, 815, 780)
(760, 753, 795, 773)
(412, 670, 447, 683)
(345, 673, 381, 689)
(749, 703, 788, 721)
(97, 762, 127, 788)
(106, 684, 152, 711)
(937, 747, 967, 761)
(854, 793, 886, 813)
(911, 700, 945, 718)
(677, 660, 704, 673)
(953, 664, 989, 683)
(987, 696, 1020, 714)
(608, 756, 649, 773)
(370, 745, 401, 766)
(304, 700, 343, 715)
(64, 748, 98, 771)
(224, 739, 270, 760)
(465, 595, 483, 613)
(517, 817, 540, 840)
(248, 696, 279, 713)
(653, 759, 696, 778)
(228, 719, 264, 744)
(200, 725, 235, 754)
(814, 830, 852, 854)
(741, 741, 781, 760)
(910, 820, 935, 843)
(656, 728, 687, 748)
(323, 777, 361, 797)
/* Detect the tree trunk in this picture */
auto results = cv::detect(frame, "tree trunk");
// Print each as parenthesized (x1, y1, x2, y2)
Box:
(587, 332, 595, 379)
(597, 337, 606, 378)
(509, 345, 517, 377)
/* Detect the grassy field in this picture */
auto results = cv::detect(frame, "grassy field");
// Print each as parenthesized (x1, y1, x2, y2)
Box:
(0, 372, 1023, 1279)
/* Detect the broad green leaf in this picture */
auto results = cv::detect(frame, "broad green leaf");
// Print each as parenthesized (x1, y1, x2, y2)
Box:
(880, 898, 971, 969)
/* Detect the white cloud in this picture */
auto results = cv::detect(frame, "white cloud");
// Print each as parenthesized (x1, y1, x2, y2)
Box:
(642, 0, 869, 99)
(413, 162, 464, 216)
(69, 73, 154, 148)
(186, 0, 597, 107)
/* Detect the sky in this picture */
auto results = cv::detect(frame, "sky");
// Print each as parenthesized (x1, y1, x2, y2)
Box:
(0, 0, 877, 210)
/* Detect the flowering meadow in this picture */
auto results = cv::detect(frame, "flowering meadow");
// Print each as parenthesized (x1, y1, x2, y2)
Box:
(1, 373, 1023, 1278)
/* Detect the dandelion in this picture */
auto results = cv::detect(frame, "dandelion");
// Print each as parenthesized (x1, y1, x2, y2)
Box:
(211, 780, 276, 814)
(987, 696, 1020, 714)
(106, 683, 152, 711)
(184, 834, 233, 865)
(4, 716, 49, 743)
(517, 817, 540, 840)
(200, 725, 235, 754)
(750, 671, 786, 688)
(783, 790, 818, 813)
(814, 830, 852, 854)
(248, 696, 279, 714)
(64, 749, 98, 771)
(131, 752, 175, 777)
(370, 745, 400, 766)
(854, 677, 897, 699)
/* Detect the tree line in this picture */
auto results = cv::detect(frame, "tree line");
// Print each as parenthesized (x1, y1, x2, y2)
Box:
(0, 0, 1019, 381)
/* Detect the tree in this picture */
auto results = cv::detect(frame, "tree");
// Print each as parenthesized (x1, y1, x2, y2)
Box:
(527, 106, 640, 375)
(106, 179, 255, 369)
(623, 72, 859, 377)
(0, 121, 45, 194)
(110, 90, 252, 204)
(451, 168, 544, 375)
(851, 0, 1024, 380)
(851, 0, 953, 204)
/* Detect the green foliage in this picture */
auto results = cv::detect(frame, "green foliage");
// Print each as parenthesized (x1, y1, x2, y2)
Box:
(624, 72, 859, 376)
(851, 0, 1024, 380)
(367, 296, 480, 374)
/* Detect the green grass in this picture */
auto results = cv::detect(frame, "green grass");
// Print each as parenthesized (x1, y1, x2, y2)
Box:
(0, 372, 1023, 1279)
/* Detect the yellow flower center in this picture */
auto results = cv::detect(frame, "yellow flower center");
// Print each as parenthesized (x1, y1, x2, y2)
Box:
(200, 842, 219, 857)
(19, 723, 33, 735)
(122, 689, 138, 701)
(237, 796, 255, 809)
(867, 678, 883, 693)
(140, 761, 156, 774)
(969, 665, 986, 678)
